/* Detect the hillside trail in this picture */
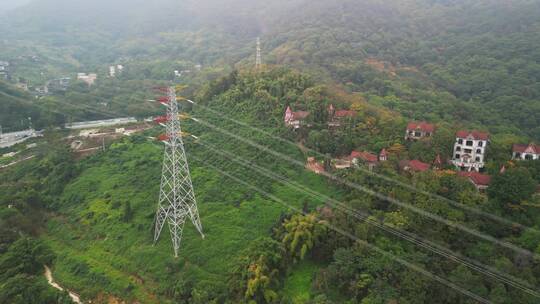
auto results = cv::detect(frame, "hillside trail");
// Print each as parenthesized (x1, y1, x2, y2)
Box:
(44, 265, 83, 304)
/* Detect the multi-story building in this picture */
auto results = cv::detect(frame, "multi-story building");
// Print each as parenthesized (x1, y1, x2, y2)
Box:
(452, 130, 489, 172)
(512, 143, 540, 160)
(405, 121, 435, 140)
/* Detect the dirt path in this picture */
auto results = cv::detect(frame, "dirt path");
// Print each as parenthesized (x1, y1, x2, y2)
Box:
(44, 265, 83, 304)
(0, 155, 35, 169)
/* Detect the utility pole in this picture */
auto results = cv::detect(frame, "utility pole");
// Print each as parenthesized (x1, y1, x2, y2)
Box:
(153, 86, 204, 257)
(256, 37, 262, 69)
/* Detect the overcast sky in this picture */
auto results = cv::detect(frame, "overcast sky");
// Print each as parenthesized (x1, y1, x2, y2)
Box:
(0, 0, 33, 12)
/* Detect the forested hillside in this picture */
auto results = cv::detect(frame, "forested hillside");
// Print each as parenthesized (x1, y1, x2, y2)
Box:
(2, 68, 540, 303)
(1, 0, 540, 303)
(1, 0, 538, 138)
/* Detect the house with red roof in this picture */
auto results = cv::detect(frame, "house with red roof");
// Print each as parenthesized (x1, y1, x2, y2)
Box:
(349, 150, 379, 171)
(512, 143, 540, 161)
(306, 157, 325, 174)
(405, 121, 435, 140)
(399, 160, 431, 173)
(327, 104, 357, 127)
(452, 130, 489, 172)
(284, 106, 310, 129)
(458, 171, 491, 191)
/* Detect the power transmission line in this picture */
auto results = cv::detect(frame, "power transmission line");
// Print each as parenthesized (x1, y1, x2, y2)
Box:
(194, 137, 540, 298)
(189, 155, 493, 304)
(189, 116, 540, 260)
(186, 99, 540, 236)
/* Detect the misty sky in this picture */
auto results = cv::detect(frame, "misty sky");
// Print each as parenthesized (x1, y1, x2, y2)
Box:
(0, 0, 32, 12)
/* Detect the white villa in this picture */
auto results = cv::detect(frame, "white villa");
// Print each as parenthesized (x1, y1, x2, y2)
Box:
(452, 130, 489, 172)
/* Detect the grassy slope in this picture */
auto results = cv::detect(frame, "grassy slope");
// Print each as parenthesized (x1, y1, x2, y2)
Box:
(42, 136, 335, 302)
(282, 259, 320, 303)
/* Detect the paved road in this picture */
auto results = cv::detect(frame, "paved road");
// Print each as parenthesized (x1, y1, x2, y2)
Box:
(0, 129, 42, 148)
(65, 117, 137, 129)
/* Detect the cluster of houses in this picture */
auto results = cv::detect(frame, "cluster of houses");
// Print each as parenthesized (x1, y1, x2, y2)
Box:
(285, 106, 539, 192)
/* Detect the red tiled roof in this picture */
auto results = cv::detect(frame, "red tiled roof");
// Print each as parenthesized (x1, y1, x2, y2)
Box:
(306, 158, 325, 174)
(350, 150, 378, 163)
(512, 144, 539, 154)
(334, 110, 356, 118)
(408, 160, 430, 172)
(285, 106, 310, 120)
(458, 171, 491, 186)
(406, 121, 435, 133)
(292, 111, 310, 120)
(456, 130, 490, 141)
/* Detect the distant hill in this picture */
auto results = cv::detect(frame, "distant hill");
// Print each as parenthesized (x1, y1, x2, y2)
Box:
(1, 0, 539, 139)
(0, 81, 63, 131)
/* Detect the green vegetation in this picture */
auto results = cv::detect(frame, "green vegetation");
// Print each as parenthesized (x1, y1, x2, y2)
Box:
(1, 0, 540, 303)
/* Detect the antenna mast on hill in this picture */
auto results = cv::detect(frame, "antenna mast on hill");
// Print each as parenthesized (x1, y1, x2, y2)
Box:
(256, 37, 262, 69)
(153, 86, 204, 257)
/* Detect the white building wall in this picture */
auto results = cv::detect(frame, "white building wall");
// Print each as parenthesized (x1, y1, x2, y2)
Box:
(452, 137, 488, 171)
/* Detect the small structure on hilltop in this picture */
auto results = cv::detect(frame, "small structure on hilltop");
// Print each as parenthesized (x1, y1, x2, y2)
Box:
(77, 73, 97, 86)
(284, 106, 310, 129)
(327, 104, 357, 127)
(458, 171, 491, 192)
(512, 143, 539, 161)
(452, 130, 489, 172)
(306, 157, 325, 174)
(400, 159, 430, 173)
(405, 121, 435, 140)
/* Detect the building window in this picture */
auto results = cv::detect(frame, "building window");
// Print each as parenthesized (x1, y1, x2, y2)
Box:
(464, 149, 472, 154)
(476, 149, 482, 154)
(514, 152, 521, 158)
(458, 139, 463, 144)
(525, 154, 533, 160)
(456, 146, 461, 152)
(466, 140, 473, 146)
(426, 132, 431, 137)
(455, 154, 460, 159)
(415, 131, 421, 137)
(478, 141, 483, 147)
(475, 157, 481, 162)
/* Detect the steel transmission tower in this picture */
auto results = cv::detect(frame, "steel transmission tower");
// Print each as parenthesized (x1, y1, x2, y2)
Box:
(256, 37, 262, 69)
(153, 86, 204, 257)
